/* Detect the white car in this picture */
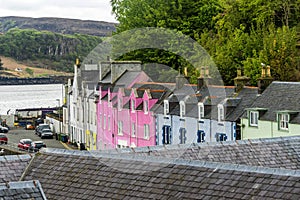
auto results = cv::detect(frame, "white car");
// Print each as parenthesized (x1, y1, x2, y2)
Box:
(0, 125, 8, 133)
(40, 128, 53, 139)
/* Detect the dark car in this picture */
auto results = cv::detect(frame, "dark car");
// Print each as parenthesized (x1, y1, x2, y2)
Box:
(0, 125, 9, 133)
(0, 134, 8, 144)
(18, 139, 33, 151)
(28, 141, 46, 152)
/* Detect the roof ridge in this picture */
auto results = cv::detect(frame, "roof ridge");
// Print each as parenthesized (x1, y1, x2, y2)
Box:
(0, 154, 31, 162)
(40, 147, 300, 177)
(88, 135, 300, 153)
(0, 180, 40, 190)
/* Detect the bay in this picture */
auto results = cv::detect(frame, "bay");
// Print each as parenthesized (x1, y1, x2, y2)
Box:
(0, 84, 64, 115)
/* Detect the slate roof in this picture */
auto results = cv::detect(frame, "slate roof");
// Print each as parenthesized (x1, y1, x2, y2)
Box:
(22, 147, 300, 200)
(242, 82, 300, 123)
(225, 86, 258, 121)
(0, 154, 32, 183)
(105, 135, 300, 170)
(0, 180, 46, 200)
(183, 85, 236, 119)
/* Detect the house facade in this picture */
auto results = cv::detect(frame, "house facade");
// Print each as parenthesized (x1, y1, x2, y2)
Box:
(242, 81, 300, 139)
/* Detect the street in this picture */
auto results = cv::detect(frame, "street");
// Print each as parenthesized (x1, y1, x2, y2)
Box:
(1, 127, 67, 153)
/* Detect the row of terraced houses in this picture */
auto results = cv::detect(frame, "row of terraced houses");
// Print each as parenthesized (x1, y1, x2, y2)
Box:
(61, 60, 300, 150)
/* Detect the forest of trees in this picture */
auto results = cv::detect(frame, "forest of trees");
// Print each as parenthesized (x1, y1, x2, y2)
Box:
(0, 28, 102, 72)
(111, 0, 300, 85)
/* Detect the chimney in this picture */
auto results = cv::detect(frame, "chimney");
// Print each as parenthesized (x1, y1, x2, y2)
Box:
(176, 67, 188, 90)
(197, 66, 211, 90)
(74, 58, 81, 78)
(258, 65, 273, 94)
(233, 67, 250, 92)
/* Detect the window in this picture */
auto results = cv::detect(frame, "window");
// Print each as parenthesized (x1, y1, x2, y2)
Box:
(144, 100, 149, 113)
(131, 99, 135, 112)
(216, 133, 227, 142)
(163, 100, 169, 116)
(118, 121, 123, 136)
(179, 128, 187, 144)
(144, 124, 150, 139)
(198, 102, 204, 120)
(118, 98, 123, 111)
(249, 111, 258, 127)
(108, 116, 111, 131)
(103, 116, 106, 130)
(162, 125, 171, 144)
(218, 104, 224, 122)
(132, 123, 136, 137)
(197, 130, 205, 143)
(279, 113, 289, 130)
(180, 101, 185, 118)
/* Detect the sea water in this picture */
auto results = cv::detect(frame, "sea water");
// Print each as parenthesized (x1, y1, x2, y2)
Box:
(0, 84, 64, 115)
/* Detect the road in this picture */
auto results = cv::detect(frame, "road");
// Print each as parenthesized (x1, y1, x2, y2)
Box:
(1, 127, 67, 153)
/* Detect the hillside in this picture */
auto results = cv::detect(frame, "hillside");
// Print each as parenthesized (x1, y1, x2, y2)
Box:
(0, 16, 116, 37)
(0, 56, 72, 78)
(0, 28, 103, 72)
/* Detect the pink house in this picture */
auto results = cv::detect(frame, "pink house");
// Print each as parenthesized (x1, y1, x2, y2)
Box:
(97, 82, 167, 150)
(114, 88, 158, 148)
(96, 69, 152, 150)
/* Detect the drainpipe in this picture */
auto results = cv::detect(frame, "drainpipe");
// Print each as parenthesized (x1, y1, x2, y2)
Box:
(271, 121, 273, 138)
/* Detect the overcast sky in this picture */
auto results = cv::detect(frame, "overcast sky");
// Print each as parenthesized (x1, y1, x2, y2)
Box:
(0, 0, 117, 22)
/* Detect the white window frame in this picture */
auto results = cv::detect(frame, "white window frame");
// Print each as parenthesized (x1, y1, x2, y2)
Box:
(144, 124, 150, 139)
(132, 123, 136, 137)
(180, 101, 185, 118)
(131, 99, 135, 112)
(118, 98, 123, 111)
(198, 102, 204, 120)
(103, 115, 106, 130)
(118, 121, 123, 136)
(218, 104, 224, 122)
(279, 113, 289, 130)
(163, 100, 169, 116)
(249, 111, 258, 127)
(144, 100, 149, 114)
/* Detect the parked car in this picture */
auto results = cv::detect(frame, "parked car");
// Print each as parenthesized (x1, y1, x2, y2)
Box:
(40, 128, 53, 139)
(25, 123, 35, 130)
(28, 141, 46, 152)
(18, 139, 33, 150)
(0, 125, 9, 133)
(36, 123, 51, 136)
(0, 134, 8, 144)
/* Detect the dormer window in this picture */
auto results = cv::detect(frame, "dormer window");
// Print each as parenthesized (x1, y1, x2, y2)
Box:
(198, 102, 204, 120)
(278, 113, 289, 131)
(144, 100, 149, 114)
(163, 100, 169, 116)
(249, 111, 258, 127)
(217, 104, 224, 122)
(118, 98, 123, 111)
(180, 101, 185, 118)
(131, 99, 135, 112)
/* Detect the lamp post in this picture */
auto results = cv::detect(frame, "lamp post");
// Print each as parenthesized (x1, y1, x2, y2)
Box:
(56, 99, 61, 140)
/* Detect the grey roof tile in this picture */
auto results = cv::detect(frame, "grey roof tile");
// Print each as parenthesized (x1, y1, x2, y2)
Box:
(0, 154, 32, 183)
(20, 147, 300, 199)
(0, 180, 46, 200)
(115, 135, 300, 170)
(243, 82, 300, 123)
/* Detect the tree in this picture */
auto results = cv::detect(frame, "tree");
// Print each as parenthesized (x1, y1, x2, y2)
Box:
(111, 0, 223, 82)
